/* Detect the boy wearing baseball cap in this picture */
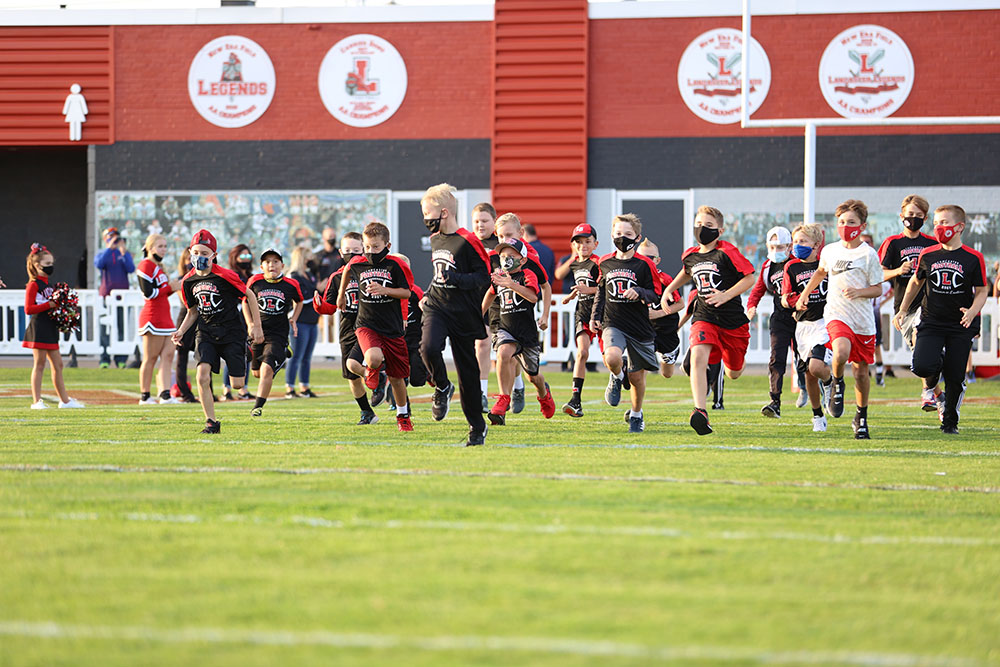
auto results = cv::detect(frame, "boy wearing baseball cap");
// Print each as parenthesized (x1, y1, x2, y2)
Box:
(554, 223, 600, 417)
(481, 238, 555, 424)
(172, 229, 264, 433)
(245, 249, 303, 418)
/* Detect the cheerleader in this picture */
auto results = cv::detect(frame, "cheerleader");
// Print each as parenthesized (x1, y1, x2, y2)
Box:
(23, 243, 83, 409)
(137, 234, 183, 404)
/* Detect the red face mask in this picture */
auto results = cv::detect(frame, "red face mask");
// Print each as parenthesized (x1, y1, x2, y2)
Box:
(934, 224, 961, 244)
(837, 225, 861, 243)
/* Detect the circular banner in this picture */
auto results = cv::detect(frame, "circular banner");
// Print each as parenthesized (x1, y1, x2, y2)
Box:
(677, 28, 771, 125)
(818, 24, 914, 118)
(318, 34, 408, 128)
(187, 35, 275, 128)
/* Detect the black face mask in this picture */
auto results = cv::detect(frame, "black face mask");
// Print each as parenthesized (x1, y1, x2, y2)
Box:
(903, 216, 925, 232)
(613, 235, 639, 253)
(152, 253, 163, 263)
(696, 225, 721, 245)
(424, 217, 442, 233)
(237, 260, 252, 269)
(42, 265, 55, 275)
(365, 247, 389, 265)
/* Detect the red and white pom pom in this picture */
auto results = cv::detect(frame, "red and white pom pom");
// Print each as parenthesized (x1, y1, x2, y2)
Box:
(48, 282, 81, 334)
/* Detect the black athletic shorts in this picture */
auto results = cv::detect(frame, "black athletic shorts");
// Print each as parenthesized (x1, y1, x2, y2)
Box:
(341, 332, 360, 380)
(250, 340, 289, 373)
(194, 334, 246, 376)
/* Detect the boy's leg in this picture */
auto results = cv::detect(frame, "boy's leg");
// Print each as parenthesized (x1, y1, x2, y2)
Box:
(450, 330, 487, 432)
(603, 346, 623, 376)
(252, 364, 274, 414)
(31, 350, 46, 402)
(388, 376, 409, 415)
(197, 362, 215, 421)
(47, 350, 70, 403)
(830, 337, 851, 379)
(941, 332, 974, 430)
(768, 327, 791, 401)
(419, 314, 451, 390)
(158, 341, 175, 397)
(573, 333, 589, 380)
(628, 369, 645, 413)
(495, 344, 517, 396)
(689, 344, 711, 411)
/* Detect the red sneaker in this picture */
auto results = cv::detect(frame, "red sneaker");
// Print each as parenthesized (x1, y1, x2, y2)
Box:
(538, 384, 555, 419)
(365, 365, 381, 390)
(489, 394, 511, 425)
(397, 414, 413, 432)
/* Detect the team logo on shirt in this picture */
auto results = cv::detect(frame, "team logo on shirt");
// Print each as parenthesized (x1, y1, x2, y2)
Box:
(928, 259, 965, 291)
(192, 282, 223, 313)
(795, 269, 827, 301)
(318, 34, 408, 128)
(897, 244, 927, 276)
(255, 287, 287, 315)
(499, 284, 531, 312)
(818, 25, 914, 119)
(605, 268, 638, 302)
(343, 278, 360, 312)
(431, 249, 456, 289)
(359, 267, 394, 303)
(690, 261, 722, 293)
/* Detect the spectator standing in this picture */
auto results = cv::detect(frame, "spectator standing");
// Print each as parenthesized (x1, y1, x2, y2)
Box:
(287, 246, 320, 397)
(316, 226, 345, 293)
(94, 226, 135, 368)
(522, 224, 557, 293)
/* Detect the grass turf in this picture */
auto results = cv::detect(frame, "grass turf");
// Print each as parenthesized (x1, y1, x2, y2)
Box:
(1, 366, 998, 666)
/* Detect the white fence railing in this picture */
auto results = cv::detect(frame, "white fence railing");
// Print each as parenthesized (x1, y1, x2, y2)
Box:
(2, 288, 998, 367)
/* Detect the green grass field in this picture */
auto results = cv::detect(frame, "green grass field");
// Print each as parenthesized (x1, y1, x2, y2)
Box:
(1, 365, 999, 666)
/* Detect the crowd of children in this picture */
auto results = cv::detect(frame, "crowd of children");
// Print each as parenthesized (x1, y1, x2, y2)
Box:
(20, 188, 991, 442)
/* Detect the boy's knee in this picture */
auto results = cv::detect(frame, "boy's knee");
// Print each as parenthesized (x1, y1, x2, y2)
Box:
(660, 364, 673, 378)
(252, 369, 261, 378)
(726, 366, 744, 380)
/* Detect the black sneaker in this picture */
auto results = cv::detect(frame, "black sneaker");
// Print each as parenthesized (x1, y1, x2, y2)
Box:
(852, 413, 870, 439)
(220, 390, 233, 402)
(180, 393, 198, 404)
(466, 423, 488, 447)
(200, 419, 221, 434)
(563, 395, 583, 418)
(300, 388, 318, 398)
(386, 383, 396, 410)
(431, 382, 455, 422)
(285, 389, 299, 399)
(511, 387, 525, 414)
(628, 411, 644, 433)
(481, 392, 489, 413)
(250, 407, 262, 417)
(487, 411, 506, 426)
(236, 391, 255, 401)
(621, 366, 631, 391)
(875, 371, 885, 387)
(604, 374, 623, 407)
(761, 400, 780, 418)
(358, 410, 379, 425)
(941, 424, 960, 435)
(690, 408, 712, 436)
(829, 378, 845, 418)
(712, 400, 724, 410)
(371, 371, 388, 407)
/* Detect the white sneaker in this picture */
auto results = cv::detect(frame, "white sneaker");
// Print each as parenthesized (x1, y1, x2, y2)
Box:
(58, 398, 84, 409)
(30, 400, 48, 410)
(795, 388, 808, 408)
(812, 415, 827, 432)
(159, 396, 181, 404)
(138, 396, 158, 405)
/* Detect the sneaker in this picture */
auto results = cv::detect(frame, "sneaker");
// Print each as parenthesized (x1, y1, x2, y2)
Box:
(488, 395, 511, 426)
(386, 383, 396, 410)
(235, 390, 255, 401)
(371, 371, 388, 407)
(159, 396, 181, 405)
(285, 389, 300, 399)
(465, 423, 488, 447)
(828, 378, 845, 418)
(875, 371, 885, 387)
(690, 408, 712, 436)
(58, 398, 84, 409)
(562, 395, 583, 418)
(711, 400, 724, 410)
(138, 396, 158, 405)
(920, 388, 937, 412)
(812, 415, 827, 432)
(364, 365, 382, 390)
(604, 374, 623, 407)
(300, 388, 318, 398)
(966, 370, 976, 384)
(935, 391, 947, 424)
(885, 367, 896, 378)
(537, 384, 555, 419)
(99, 361, 110, 369)
(200, 419, 221, 434)
(250, 407, 263, 417)
(941, 424, 960, 435)
(511, 387, 525, 414)
(431, 382, 455, 422)
(621, 367, 631, 391)
(180, 393, 198, 404)
(116, 361, 127, 369)
(624, 408, 631, 423)
(628, 411, 644, 433)
(761, 400, 780, 418)
(796, 387, 809, 408)
(396, 413, 413, 432)
(819, 380, 832, 415)
(358, 410, 379, 425)
(852, 413, 870, 439)
(30, 400, 47, 410)
(481, 392, 489, 413)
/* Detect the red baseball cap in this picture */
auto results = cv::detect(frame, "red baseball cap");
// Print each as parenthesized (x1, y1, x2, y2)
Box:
(190, 229, 217, 253)
(570, 223, 596, 240)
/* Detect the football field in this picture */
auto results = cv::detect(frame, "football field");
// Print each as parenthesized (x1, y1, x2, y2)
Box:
(1, 366, 998, 666)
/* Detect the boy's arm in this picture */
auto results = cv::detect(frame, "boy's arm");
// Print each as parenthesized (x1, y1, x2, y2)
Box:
(893, 275, 924, 329)
(961, 286, 990, 328)
(481, 290, 495, 315)
(706, 272, 755, 307)
(244, 292, 264, 344)
(795, 267, 828, 311)
(537, 282, 551, 330)
(661, 272, 690, 309)
(554, 255, 575, 281)
(289, 301, 302, 337)
(336, 268, 350, 310)
(512, 281, 540, 304)
(590, 274, 606, 330)
(171, 307, 198, 345)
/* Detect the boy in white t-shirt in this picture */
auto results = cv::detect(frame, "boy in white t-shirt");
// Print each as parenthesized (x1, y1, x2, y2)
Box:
(795, 200, 884, 439)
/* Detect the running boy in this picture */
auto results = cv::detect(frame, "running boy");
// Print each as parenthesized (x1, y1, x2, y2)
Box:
(385, 253, 429, 410)
(590, 213, 663, 434)
(637, 239, 684, 379)
(894, 205, 988, 434)
(472, 202, 500, 411)
(338, 221, 417, 432)
(555, 223, 600, 417)
(662, 206, 755, 436)
(795, 200, 884, 439)
(173, 229, 264, 434)
(481, 238, 556, 424)
(245, 248, 303, 417)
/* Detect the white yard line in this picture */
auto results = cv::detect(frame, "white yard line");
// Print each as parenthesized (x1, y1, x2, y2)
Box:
(0, 620, 983, 666)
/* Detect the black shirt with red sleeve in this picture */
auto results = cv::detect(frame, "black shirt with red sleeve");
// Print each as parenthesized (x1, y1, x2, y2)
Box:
(348, 254, 416, 338)
(879, 232, 937, 314)
(246, 274, 303, 344)
(488, 250, 549, 329)
(424, 228, 492, 337)
(404, 284, 424, 350)
(491, 269, 541, 346)
(782, 259, 826, 322)
(591, 252, 663, 341)
(681, 240, 755, 330)
(748, 258, 795, 327)
(317, 266, 360, 342)
(181, 265, 247, 344)
(915, 244, 987, 330)
(568, 254, 600, 326)
(650, 270, 682, 333)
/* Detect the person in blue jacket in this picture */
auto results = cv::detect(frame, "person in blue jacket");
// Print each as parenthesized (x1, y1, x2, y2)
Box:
(94, 226, 135, 368)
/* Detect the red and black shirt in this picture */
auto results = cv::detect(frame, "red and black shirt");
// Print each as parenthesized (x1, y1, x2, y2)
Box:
(181, 265, 247, 344)
(915, 244, 987, 329)
(592, 252, 663, 341)
(347, 254, 416, 339)
(404, 284, 425, 350)
(681, 240, 754, 330)
(316, 266, 360, 342)
(488, 248, 549, 329)
(879, 232, 937, 314)
(650, 270, 682, 333)
(424, 228, 491, 336)
(747, 258, 794, 326)
(491, 269, 541, 346)
(568, 254, 600, 326)
(782, 259, 826, 322)
(247, 274, 303, 343)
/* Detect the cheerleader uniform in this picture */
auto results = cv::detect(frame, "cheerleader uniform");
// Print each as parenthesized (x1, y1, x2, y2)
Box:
(136, 258, 176, 335)
(23, 275, 59, 350)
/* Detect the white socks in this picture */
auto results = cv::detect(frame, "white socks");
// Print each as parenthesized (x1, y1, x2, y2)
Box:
(513, 375, 525, 390)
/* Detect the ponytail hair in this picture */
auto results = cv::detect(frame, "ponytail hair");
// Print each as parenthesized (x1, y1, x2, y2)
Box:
(26, 243, 52, 283)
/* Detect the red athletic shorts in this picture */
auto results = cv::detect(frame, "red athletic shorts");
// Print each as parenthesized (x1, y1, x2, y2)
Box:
(575, 322, 604, 354)
(689, 320, 750, 371)
(355, 327, 410, 379)
(826, 320, 875, 365)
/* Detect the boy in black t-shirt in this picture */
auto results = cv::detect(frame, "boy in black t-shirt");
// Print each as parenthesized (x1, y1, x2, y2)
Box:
(637, 239, 684, 378)
(555, 223, 600, 417)
(384, 253, 429, 410)
(481, 239, 555, 424)
(590, 214, 663, 434)
(245, 249, 302, 417)
(663, 206, 755, 436)
(173, 229, 264, 434)
(471, 203, 500, 412)
(894, 205, 988, 434)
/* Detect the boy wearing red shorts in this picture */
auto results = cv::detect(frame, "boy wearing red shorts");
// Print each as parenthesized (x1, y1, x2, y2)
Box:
(554, 223, 600, 417)
(662, 206, 755, 436)
(796, 200, 884, 439)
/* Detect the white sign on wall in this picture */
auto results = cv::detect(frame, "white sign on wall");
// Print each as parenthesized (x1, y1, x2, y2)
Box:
(188, 35, 276, 128)
(818, 24, 914, 119)
(318, 34, 408, 128)
(677, 28, 771, 125)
